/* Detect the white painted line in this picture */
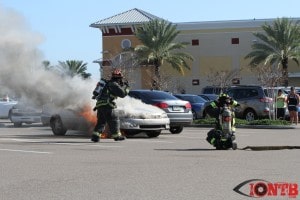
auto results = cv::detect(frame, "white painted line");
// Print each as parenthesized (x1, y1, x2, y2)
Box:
(127, 139, 174, 143)
(89, 144, 123, 148)
(0, 138, 123, 148)
(0, 148, 52, 154)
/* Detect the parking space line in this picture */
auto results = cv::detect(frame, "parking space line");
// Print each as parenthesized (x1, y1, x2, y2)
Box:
(0, 148, 52, 154)
(0, 138, 123, 148)
(127, 139, 174, 143)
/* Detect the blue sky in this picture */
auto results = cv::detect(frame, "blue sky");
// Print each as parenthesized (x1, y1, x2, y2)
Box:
(1, 0, 299, 80)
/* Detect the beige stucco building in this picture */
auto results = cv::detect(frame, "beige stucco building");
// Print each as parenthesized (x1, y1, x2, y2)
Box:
(90, 8, 300, 94)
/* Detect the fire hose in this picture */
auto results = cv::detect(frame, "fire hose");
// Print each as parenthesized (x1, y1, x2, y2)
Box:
(240, 146, 300, 151)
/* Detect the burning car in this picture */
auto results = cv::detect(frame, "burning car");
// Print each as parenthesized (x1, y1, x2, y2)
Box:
(42, 97, 170, 138)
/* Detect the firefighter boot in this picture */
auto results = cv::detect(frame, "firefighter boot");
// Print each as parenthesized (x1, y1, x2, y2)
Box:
(113, 135, 125, 141)
(91, 132, 100, 142)
(231, 133, 237, 150)
(112, 133, 125, 141)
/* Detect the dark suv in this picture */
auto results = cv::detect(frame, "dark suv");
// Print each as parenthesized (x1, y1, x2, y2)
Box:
(225, 85, 273, 121)
(201, 86, 227, 95)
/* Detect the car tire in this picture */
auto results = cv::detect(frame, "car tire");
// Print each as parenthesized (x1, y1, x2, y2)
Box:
(192, 110, 197, 120)
(169, 126, 183, 134)
(121, 130, 139, 137)
(244, 109, 257, 121)
(146, 131, 161, 138)
(203, 110, 210, 119)
(8, 109, 12, 121)
(50, 115, 67, 136)
(13, 122, 22, 127)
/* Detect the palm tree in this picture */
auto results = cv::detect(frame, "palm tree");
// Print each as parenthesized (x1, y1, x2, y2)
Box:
(245, 18, 300, 87)
(42, 60, 53, 70)
(134, 19, 194, 89)
(57, 60, 91, 79)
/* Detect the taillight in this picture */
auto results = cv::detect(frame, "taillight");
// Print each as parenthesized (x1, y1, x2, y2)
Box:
(223, 116, 231, 122)
(185, 102, 192, 109)
(153, 102, 169, 109)
(260, 97, 273, 103)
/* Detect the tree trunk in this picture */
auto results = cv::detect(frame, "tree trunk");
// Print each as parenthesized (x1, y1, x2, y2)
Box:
(282, 58, 288, 87)
(153, 62, 161, 90)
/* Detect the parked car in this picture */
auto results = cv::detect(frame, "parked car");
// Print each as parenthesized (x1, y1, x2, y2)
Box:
(173, 94, 207, 119)
(128, 90, 193, 134)
(9, 103, 42, 127)
(201, 86, 227, 95)
(198, 94, 218, 101)
(42, 97, 170, 138)
(225, 85, 274, 121)
(201, 85, 274, 121)
(0, 98, 18, 119)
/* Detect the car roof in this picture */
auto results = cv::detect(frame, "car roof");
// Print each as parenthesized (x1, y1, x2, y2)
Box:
(174, 94, 198, 97)
(129, 89, 168, 93)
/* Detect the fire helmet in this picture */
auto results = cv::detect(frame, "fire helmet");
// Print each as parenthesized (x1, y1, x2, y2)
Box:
(111, 69, 123, 78)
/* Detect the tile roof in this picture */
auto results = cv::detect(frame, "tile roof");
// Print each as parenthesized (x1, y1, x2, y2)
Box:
(90, 8, 164, 28)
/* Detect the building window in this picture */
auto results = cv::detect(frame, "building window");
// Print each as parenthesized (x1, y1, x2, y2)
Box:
(121, 39, 131, 49)
(192, 39, 199, 46)
(192, 79, 200, 85)
(231, 38, 239, 44)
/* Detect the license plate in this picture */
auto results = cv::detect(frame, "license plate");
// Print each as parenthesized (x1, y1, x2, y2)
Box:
(172, 106, 183, 111)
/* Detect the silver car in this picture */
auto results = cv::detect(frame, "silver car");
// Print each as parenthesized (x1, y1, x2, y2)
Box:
(128, 90, 193, 134)
(9, 103, 42, 127)
(0, 98, 18, 119)
(42, 99, 170, 138)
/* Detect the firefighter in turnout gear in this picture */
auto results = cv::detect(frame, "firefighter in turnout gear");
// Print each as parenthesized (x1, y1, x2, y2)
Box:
(205, 93, 239, 149)
(91, 69, 129, 142)
(207, 93, 238, 132)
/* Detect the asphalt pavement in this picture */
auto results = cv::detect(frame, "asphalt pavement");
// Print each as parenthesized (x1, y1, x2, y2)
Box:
(0, 119, 299, 200)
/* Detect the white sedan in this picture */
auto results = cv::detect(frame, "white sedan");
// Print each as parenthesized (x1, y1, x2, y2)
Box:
(42, 97, 170, 138)
(0, 99, 18, 119)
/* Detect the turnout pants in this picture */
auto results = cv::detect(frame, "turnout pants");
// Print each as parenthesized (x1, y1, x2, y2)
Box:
(94, 106, 120, 136)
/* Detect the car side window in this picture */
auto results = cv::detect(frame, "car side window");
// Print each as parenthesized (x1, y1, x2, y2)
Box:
(226, 90, 235, 99)
(246, 89, 258, 98)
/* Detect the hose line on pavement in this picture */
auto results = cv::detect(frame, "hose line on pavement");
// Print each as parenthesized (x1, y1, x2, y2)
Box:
(240, 146, 300, 151)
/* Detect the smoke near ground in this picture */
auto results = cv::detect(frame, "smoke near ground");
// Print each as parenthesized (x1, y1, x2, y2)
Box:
(0, 5, 95, 110)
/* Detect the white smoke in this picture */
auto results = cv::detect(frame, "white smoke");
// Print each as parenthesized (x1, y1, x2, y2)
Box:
(0, 5, 95, 110)
(0, 5, 165, 120)
(116, 96, 167, 118)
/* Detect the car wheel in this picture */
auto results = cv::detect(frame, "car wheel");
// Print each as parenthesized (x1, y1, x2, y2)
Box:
(50, 115, 67, 136)
(169, 126, 183, 134)
(192, 110, 197, 120)
(8, 110, 12, 121)
(146, 131, 161, 138)
(244, 109, 257, 121)
(13, 122, 22, 127)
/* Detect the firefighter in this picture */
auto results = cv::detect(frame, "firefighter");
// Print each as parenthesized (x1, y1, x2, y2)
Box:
(205, 93, 239, 149)
(205, 93, 239, 132)
(91, 69, 129, 142)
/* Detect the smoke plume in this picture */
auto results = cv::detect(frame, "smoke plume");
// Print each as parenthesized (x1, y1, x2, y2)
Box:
(0, 5, 165, 120)
(0, 5, 95, 110)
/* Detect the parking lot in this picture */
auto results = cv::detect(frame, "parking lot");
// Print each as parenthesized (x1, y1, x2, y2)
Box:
(0, 119, 299, 200)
